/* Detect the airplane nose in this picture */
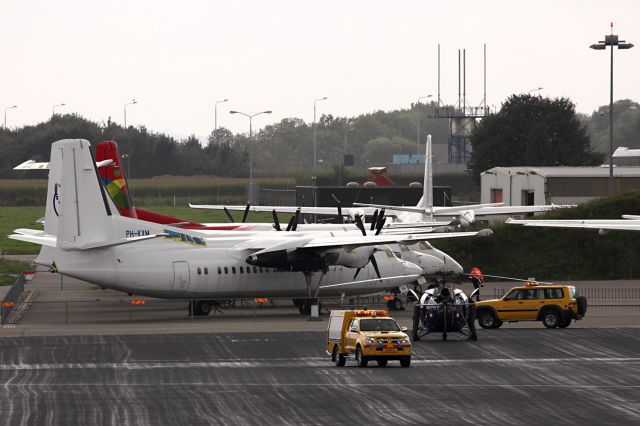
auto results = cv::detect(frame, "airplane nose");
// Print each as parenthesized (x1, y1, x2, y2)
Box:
(417, 253, 445, 274)
(444, 255, 464, 274)
(402, 260, 424, 276)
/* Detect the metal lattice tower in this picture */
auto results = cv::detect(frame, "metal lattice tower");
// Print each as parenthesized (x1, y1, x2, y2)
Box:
(431, 44, 489, 164)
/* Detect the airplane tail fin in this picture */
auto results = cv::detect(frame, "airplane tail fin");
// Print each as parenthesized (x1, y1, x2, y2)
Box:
(45, 139, 120, 250)
(96, 141, 138, 219)
(95, 140, 209, 229)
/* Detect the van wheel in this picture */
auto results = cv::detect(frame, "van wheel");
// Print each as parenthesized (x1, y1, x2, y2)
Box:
(494, 320, 503, 329)
(377, 359, 388, 367)
(542, 309, 561, 328)
(335, 352, 346, 367)
(355, 345, 368, 368)
(478, 310, 497, 329)
(400, 357, 411, 368)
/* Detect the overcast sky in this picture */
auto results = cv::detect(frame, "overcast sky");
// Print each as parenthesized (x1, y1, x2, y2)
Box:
(1, 0, 638, 140)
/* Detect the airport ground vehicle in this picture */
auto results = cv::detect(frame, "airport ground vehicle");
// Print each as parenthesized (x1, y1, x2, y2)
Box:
(475, 283, 587, 329)
(326, 310, 411, 367)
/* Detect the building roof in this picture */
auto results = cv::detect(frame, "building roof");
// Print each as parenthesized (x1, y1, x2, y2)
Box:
(482, 166, 640, 178)
(613, 147, 640, 158)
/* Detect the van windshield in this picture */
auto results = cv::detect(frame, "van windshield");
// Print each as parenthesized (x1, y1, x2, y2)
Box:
(359, 318, 400, 332)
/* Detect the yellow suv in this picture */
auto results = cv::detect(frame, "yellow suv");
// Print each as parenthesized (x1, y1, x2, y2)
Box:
(475, 283, 587, 329)
(327, 310, 412, 368)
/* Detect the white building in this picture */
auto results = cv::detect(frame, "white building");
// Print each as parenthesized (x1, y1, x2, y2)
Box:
(481, 166, 640, 206)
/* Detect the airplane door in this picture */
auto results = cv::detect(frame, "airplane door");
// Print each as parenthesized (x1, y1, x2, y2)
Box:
(172, 261, 190, 291)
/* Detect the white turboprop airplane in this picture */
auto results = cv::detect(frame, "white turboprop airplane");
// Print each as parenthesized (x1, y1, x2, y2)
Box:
(15, 141, 466, 279)
(10, 139, 491, 316)
(190, 135, 570, 226)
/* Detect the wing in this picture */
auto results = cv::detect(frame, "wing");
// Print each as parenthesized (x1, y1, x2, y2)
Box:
(226, 229, 493, 251)
(469, 204, 575, 216)
(14, 159, 113, 170)
(9, 228, 167, 249)
(189, 203, 357, 216)
(506, 218, 640, 232)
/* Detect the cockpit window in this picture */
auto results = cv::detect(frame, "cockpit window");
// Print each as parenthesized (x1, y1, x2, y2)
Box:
(418, 241, 433, 250)
(399, 244, 410, 252)
(359, 318, 401, 332)
(384, 249, 397, 258)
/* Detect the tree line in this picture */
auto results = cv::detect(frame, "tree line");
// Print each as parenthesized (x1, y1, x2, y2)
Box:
(0, 97, 638, 180)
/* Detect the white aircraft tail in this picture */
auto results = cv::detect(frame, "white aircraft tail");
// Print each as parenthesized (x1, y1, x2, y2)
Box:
(45, 139, 120, 250)
(398, 135, 433, 223)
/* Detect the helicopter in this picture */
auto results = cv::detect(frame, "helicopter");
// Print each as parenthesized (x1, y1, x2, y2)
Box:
(409, 268, 484, 341)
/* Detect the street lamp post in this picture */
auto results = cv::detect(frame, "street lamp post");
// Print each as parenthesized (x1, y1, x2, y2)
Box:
(215, 99, 229, 131)
(313, 97, 328, 170)
(4, 105, 17, 128)
(416, 95, 432, 154)
(229, 109, 272, 184)
(124, 99, 138, 128)
(590, 24, 634, 196)
(52, 103, 66, 116)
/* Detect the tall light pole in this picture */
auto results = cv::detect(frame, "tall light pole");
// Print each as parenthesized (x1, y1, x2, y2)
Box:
(4, 105, 17, 128)
(591, 24, 634, 196)
(124, 99, 138, 128)
(313, 97, 328, 170)
(416, 95, 432, 154)
(214, 99, 229, 131)
(52, 103, 66, 117)
(230, 109, 272, 183)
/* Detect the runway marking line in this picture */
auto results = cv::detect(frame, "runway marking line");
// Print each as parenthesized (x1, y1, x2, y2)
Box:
(1, 357, 639, 371)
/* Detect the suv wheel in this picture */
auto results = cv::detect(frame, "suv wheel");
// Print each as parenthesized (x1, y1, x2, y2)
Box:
(542, 309, 561, 328)
(331, 345, 338, 362)
(400, 357, 411, 368)
(558, 316, 571, 328)
(355, 345, 368, 368)
(478, 310, 497, 329)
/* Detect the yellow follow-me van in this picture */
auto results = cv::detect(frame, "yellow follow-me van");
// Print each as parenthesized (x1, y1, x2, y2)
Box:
(326, 310, 412, 368)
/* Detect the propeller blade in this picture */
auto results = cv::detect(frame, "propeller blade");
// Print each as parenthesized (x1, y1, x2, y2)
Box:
(370, 210, 378, 231)
(331, 194, 344, 224)
(242, 204, 251, 223)
(286, 216, 296, 231)
(375, 217, 387, 236)
(370, 254, 382, 279)
(292, 207, 301, 231)
(223, 207, 234, 223)
(354, 215, 366, 236)
(272, 209, 281, 231)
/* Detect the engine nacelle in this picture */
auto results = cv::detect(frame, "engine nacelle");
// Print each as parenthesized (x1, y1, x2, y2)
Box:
(326, 246, 375, 269)
(246, 246, 375, 271)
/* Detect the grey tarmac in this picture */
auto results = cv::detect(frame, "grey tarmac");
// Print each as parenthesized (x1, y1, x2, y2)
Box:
(1, 328, 640, 425)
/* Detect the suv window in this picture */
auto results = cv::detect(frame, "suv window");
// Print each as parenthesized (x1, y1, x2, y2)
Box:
(504, 289, 526, 301)
(349, 320, 358, 332)
(544, 288, 564, 299)
(526, 289, 544, 299)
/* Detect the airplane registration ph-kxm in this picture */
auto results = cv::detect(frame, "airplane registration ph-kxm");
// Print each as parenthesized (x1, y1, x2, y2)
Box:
(10, 139, 491, 316)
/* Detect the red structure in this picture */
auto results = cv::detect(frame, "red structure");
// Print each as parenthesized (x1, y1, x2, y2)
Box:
(364, 167, 397, 187)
